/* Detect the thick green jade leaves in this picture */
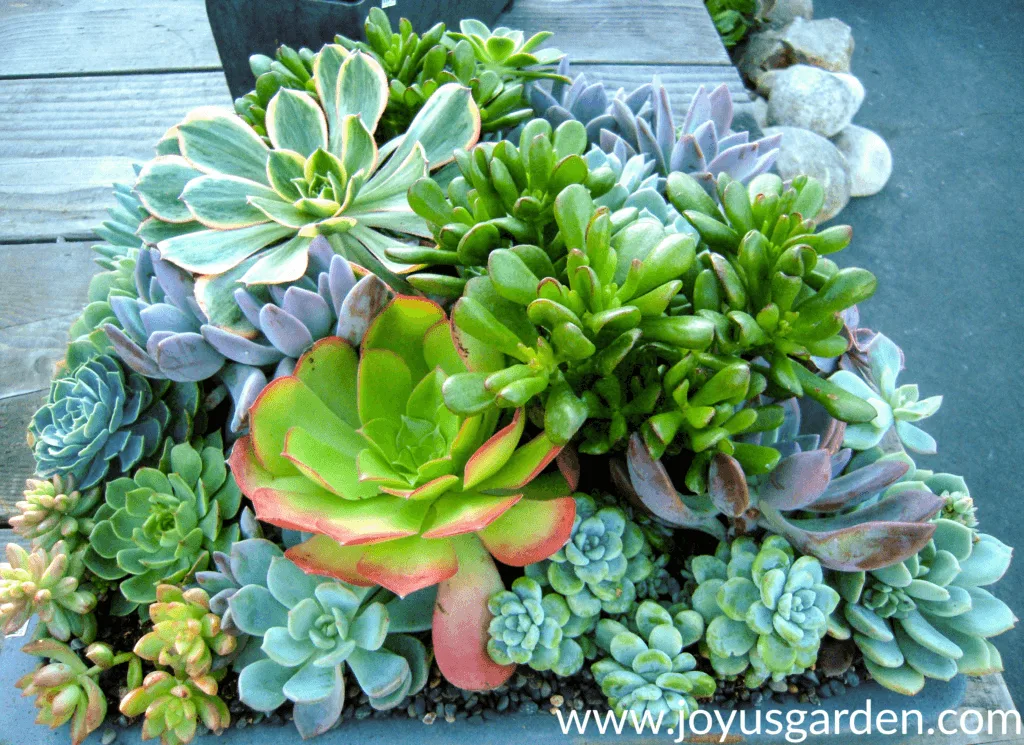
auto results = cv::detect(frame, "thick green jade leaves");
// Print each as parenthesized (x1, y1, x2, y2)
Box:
(229, 295, 576, 690)
(668, 171, 878, 425)
(135, 46, 481, 328)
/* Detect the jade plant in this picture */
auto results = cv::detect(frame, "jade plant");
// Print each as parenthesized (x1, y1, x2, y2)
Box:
(400, 118, 596, 295)
(690, 535, 840, 687)
(11, 476, 101, 552)
(526, 493, 653, 625)
(829, 332, 942, 455)
(120, 670, 230, 745)
(84, 436, 242, 612)
(17, 639, 141, 745)
(486, 576, 584, 676)
(227, 552, 432, 738)
(28, 354, 199, 490)
(830, 519, 1015, 695)
(134, 585, 238, 678)
(134, 45, 481, 327)
(1, 541, 97, 643)
(592, 600, 715, 718)
(228, 295, 575, 689)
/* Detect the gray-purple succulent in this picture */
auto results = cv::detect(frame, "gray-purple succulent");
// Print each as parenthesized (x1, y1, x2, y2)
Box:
(104, 247, 226, 383)
(528, 58, 652, 145)
(200, 237, 392, 378)
(619, 398, 944, 571)
(600, 81, 782, 192)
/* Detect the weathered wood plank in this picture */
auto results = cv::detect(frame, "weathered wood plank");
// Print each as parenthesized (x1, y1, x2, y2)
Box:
(0, 0, 221, 78)
(572, 63, 748, 107)
(0, 242, 96, 331)
(0, 0, 726, 79)
(499, 0, 730, 65)
(0, 529, 30, 551)
(0, 242, 95, 401)
(0, 72, 230, 243)
(0, 392, 44, 523)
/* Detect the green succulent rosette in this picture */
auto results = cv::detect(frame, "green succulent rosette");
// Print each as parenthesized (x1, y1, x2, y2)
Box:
(690, 535, 839, 688)
(592, 600, 714, 719)
(84, 436, 242, 612)
(486, 576, 584, 676)
(829, 519, 1015, 695)
(526, 494, 653, 624)
(229, 552, 432, 738)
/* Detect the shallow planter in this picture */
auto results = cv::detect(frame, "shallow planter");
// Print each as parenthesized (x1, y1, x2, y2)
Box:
(0, 620, 967, 745)
(206, 0, 516, 98)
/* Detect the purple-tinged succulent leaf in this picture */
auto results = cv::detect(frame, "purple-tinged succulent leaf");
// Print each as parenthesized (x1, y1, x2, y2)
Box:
(670, 134, 706, 174)
(717, 131, 749, 151)
(807, 458, 910, 513)
(691, 120, 718, 168)
(708, 453, 749, 517)
(625, 434, 724, 537)
(260, 305, 316, 359)
(203, 325, 285, 366)
(153, 332, 226, 382)
(104, 325, 163, 378)
(830, 448, 854, 477)
(759, 449, 832, 511)
(335, 274, 393, 346)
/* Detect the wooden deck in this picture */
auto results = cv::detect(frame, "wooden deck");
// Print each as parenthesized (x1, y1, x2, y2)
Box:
(0, 1, 1018, 737)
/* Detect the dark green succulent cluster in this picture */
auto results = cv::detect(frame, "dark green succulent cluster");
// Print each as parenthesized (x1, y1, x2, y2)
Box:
(669, 172, 878, 424)
(399, 119, 599, 297)
(84, 435, 242, 612)
(235, 11, 564, 144)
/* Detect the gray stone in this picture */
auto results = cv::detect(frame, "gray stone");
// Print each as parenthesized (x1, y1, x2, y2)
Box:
(767, 64, 861, 137)
(752, 96, 769, 128)
(782, 17, 855, 72)
(832, 72, 865, 111)
(764, 126, 852, 221)
(832, 124, 893, 196)
(737, 30, 789, 86)
(756, 69, 779, 97)
(765, 0, 814, 27)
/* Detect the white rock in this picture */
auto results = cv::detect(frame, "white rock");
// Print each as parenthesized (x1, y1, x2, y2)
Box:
(738, 30, 788, 85)
(756, 69, 779, 97)
(832, 125, 892, 196)
(832, 72, 865, 110)
(764, 125, 852, 221)
(766, 0, 813, 27)
(767, 64, 862, 137)
(752, 97, 769, 128)
(782, 17, 855, 72)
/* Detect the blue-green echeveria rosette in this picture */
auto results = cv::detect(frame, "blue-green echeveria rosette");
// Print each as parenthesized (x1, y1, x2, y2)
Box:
(526, 494, 653, 626)
(229, 554, 432, 739)
(828, 333, 942, 455)
(486, 576, 584, 677)
(829, 519, 1015, 695)
(28, 354, 197, 490)
(591, 600, 714, 719)
(84, 435, 241, 612)
(690, 536, 840, 688)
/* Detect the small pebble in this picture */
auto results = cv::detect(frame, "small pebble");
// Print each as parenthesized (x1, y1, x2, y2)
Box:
(354, 705, 372, 720)
(520, 700, 539, 715)
(101, 729, 117, 745)
(769, 680, 788, 693)
(422, 712, 436, 725)
(550, 694, 564, 708)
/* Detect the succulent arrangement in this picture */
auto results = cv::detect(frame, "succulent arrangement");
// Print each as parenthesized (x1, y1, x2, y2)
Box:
(2, 12, 1015, 745)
